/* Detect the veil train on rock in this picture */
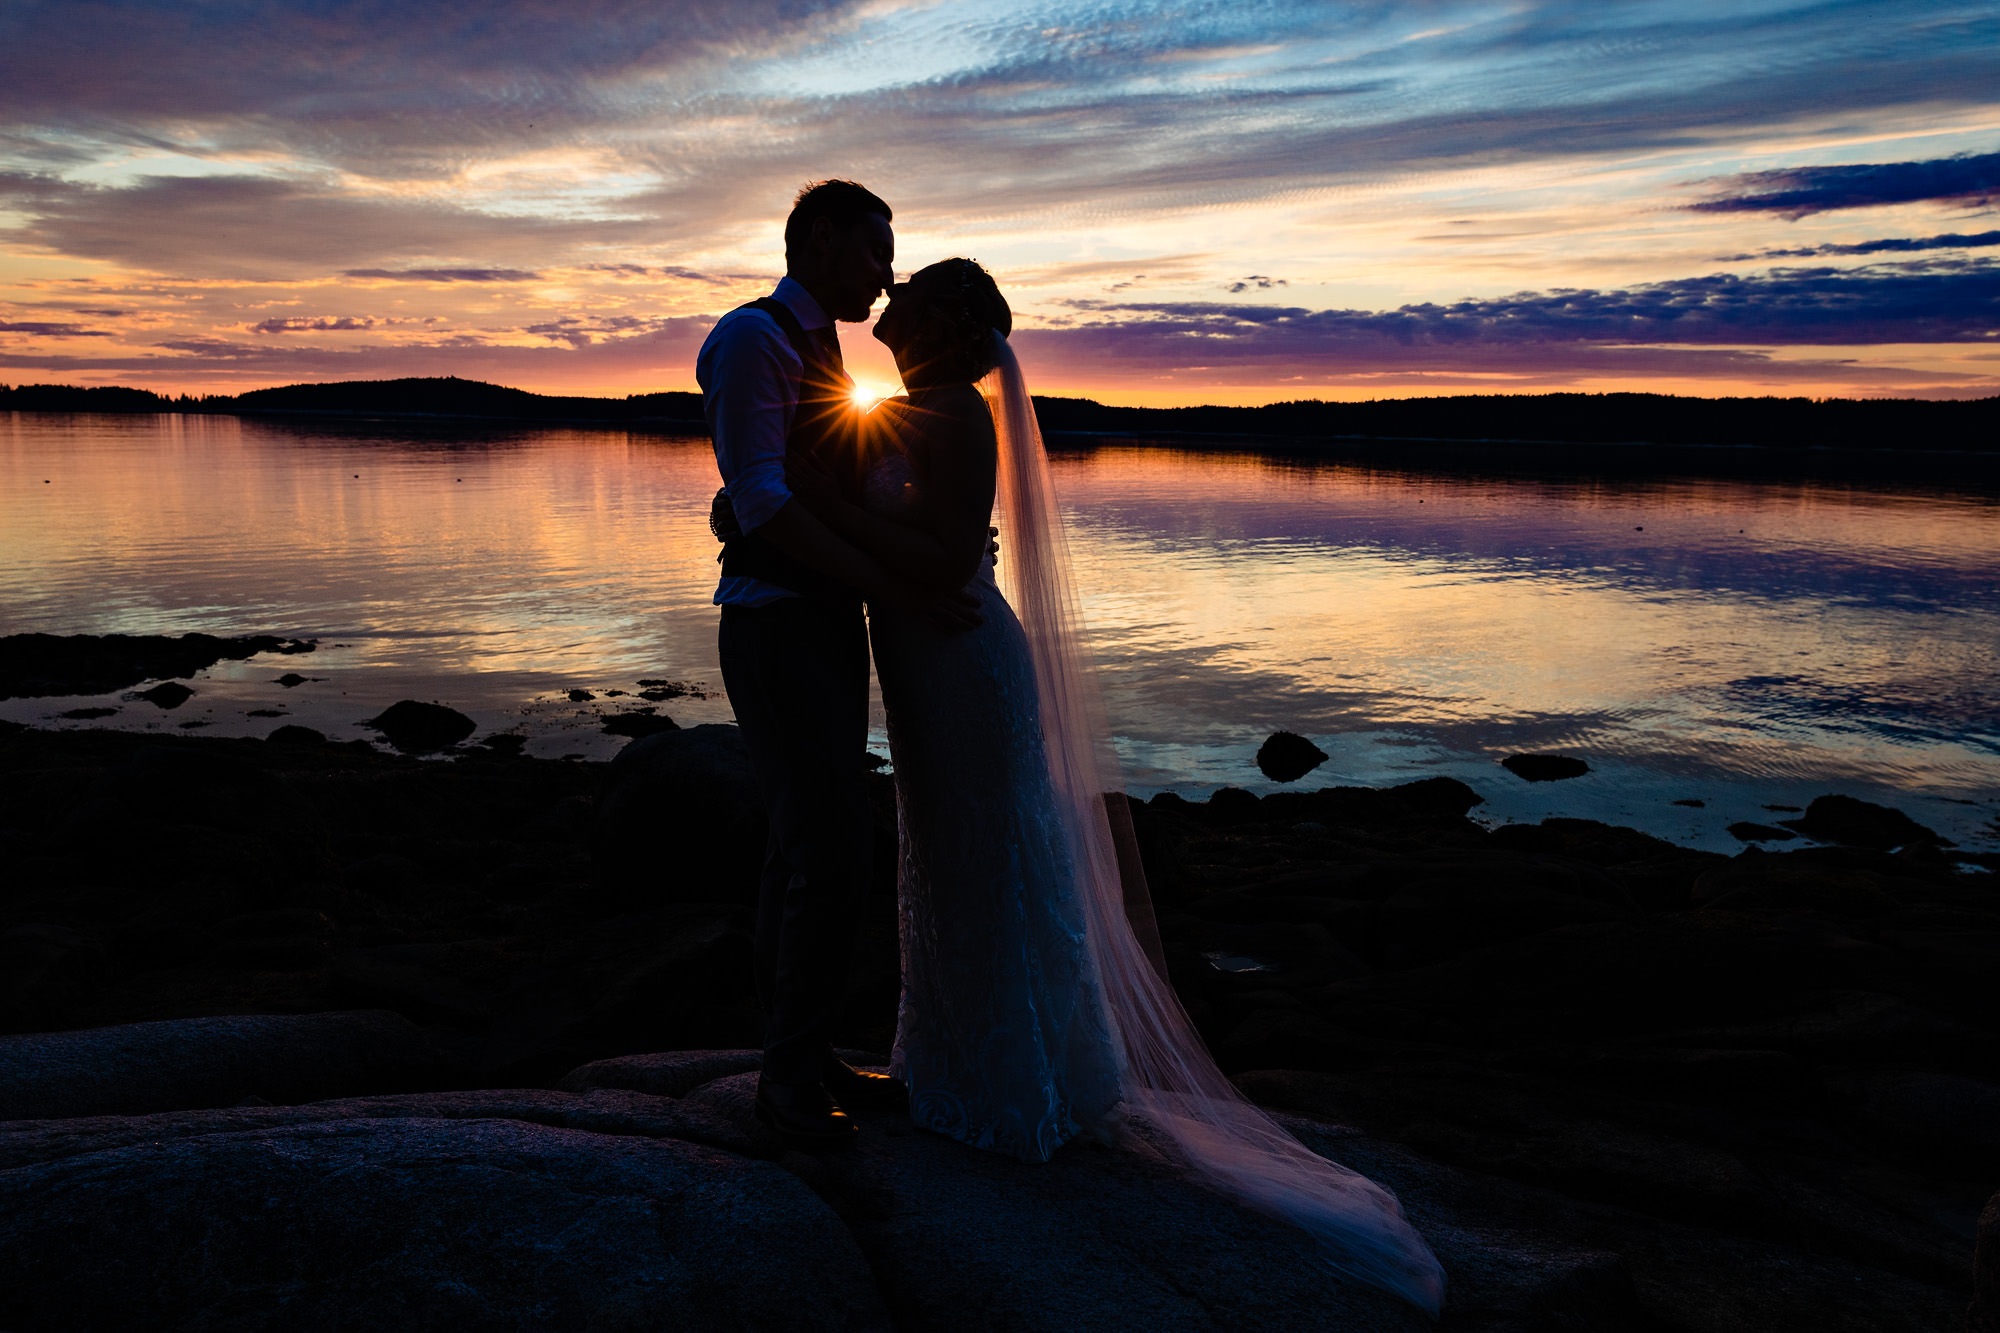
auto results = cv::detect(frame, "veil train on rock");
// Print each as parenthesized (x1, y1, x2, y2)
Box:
(980, 335, 1447, 1315)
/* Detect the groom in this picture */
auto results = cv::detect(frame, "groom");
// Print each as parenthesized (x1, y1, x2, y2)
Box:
(698, 180, 975, 1146)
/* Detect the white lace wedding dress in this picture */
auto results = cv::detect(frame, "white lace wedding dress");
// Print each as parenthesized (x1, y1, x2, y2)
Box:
(864, 341, 1447, 1316)
(867, 450, 1124, 1162)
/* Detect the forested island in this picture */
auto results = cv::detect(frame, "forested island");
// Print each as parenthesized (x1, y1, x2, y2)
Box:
(4, 375, 1997, 452)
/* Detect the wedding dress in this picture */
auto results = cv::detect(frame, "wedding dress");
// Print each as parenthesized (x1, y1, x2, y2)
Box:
(867, 340, 1446, 1315)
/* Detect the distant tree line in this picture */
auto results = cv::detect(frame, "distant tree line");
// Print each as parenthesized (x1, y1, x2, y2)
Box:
(1028, 392, 2000, 452)
(3, 376, 1994, 451)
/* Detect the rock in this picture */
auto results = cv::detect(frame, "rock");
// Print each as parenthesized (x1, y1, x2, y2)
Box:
(1501, 754, 1589, 782)
(265, 723, 326, 745)
(364, 699, 476, 752)
(685, 1070, 1429, 1331)
(559, 1048, 765, 1098)
(480, 906, 758, 1082)
(602, 710, 680, 739)
(1852, 1071, 2000, 1155)
(1381, 776, 1485, 820)
(1783, 793, 1948, 849)
(1238, 1068, 1966, 1332)
(1208, 786, 1263, 821)
(520, 792, 594, 842)
(0, 1086, 763, 1171)
(566, 688, 595, 702)
(0, 1011, 471, 1120)
(49, 740, 331, 880)
(275, 672, 310, 686)
(1728, 821, 1797, 842)
(478, 733, 528, 755)
(57, 706, 117, 720)
(1690, 850, 1907, 914)
(0, 1114, 885, 1332)
(1972, 1193, 2000, 1333)
(590, 724, 766, 905)
(0, 924, 107, 1034)
(1373, 870, 1630, 969)
(130, 680, 195, 709)
(1256, 731, 1330, 783)
(1673, 798, 1705, 807)
(330, 943, 503, 1028)
(0, 631, 314, 700)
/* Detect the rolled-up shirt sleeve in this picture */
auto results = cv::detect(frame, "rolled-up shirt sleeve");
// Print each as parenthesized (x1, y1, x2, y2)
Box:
(698, 311, 798, 534)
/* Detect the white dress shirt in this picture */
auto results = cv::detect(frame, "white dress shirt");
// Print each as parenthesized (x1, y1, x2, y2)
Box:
(696, 277, 851, 607)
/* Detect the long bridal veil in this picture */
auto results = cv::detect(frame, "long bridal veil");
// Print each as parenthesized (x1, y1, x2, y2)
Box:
(980, 335, 1447, 1316)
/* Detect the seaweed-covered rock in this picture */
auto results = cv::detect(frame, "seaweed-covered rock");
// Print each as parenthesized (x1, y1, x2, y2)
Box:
(1783, 793, 1947, 849)
(365, 700, 477, 752)
(1500, 754, 1589, 782)
(1256, 731, 1330, 783)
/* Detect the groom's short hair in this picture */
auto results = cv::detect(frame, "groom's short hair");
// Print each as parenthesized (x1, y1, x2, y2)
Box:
(785, 180, 892, 260)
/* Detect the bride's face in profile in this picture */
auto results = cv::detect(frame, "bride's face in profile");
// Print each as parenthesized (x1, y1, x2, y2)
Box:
(872, 280, 951, 390)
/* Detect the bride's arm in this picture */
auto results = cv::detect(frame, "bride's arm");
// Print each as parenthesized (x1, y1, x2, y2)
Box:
(795, 397, 996, 593)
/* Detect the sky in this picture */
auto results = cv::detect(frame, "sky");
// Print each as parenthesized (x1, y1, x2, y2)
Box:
(1, 0, 1997, 406)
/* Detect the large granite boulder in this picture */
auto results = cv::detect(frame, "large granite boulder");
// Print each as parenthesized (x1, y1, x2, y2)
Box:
(0, 1113, 885, 1332)
(0, 1011, 470, 1119)
(684, 1070, 1432, 1331)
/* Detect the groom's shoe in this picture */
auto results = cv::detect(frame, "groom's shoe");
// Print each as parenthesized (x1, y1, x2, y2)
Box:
(755, 1077, 859, 1148)
(824, 1057, 907, 1110)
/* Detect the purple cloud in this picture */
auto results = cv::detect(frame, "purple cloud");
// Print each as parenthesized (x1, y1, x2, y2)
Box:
(250, 316, 377, 333)
(343, 269, 542, 284)
(1689, 150, 2000, 219)
(0, 320, 114, 337)
(1721, 230, 2000, 260)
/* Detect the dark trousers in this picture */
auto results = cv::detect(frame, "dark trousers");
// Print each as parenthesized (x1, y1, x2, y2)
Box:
(718, 597, 873, 1087)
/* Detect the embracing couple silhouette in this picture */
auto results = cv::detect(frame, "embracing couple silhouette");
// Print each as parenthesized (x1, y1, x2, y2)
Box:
(699, 180, 1444, 1315)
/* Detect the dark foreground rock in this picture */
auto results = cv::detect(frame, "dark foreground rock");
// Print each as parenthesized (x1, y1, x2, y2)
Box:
(590, 724, 772, 906)
(0, 631, 316, 700)
(0, 1010, 470, 1119)
(0, 725, 1991, 1328)
(0, 1108, 884, 1332)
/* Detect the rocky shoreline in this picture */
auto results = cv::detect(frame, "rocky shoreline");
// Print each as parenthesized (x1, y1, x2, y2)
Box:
(1, 717, 1995, 1330)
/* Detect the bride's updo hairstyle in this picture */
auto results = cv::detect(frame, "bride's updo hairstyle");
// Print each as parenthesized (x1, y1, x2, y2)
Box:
(907, 258, 1011, 384)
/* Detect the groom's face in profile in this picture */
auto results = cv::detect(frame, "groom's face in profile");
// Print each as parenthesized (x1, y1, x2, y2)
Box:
(810, 212, 896, 323)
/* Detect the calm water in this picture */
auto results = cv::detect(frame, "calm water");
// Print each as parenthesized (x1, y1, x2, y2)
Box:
(4, 411, 1996, 856)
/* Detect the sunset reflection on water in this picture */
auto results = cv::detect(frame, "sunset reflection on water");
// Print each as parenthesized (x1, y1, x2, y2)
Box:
(4, 413, 1995, 853)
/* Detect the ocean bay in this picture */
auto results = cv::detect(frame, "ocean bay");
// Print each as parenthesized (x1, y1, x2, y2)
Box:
(4, 409, 1995, 856)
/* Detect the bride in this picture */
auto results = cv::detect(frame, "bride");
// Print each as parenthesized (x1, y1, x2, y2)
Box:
(784, 258, 1445, 1316)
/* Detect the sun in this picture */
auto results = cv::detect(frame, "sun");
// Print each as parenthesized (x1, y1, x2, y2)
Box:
(850, 381, 894, 411)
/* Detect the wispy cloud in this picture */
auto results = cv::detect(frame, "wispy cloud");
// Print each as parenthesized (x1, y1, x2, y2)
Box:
(249, 316, 378, 333)
(344, 268, 544, 284)
(0, 320, 114, 337)
(1718, 229, 2000, 260)
(1689, 150, 2000, 219)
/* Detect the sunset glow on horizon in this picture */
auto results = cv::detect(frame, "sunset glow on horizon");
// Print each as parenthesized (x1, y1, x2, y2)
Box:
(2, 2, 1997, 406)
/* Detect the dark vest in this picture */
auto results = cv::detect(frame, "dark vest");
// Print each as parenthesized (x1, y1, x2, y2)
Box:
(717, 297, 863, 604)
